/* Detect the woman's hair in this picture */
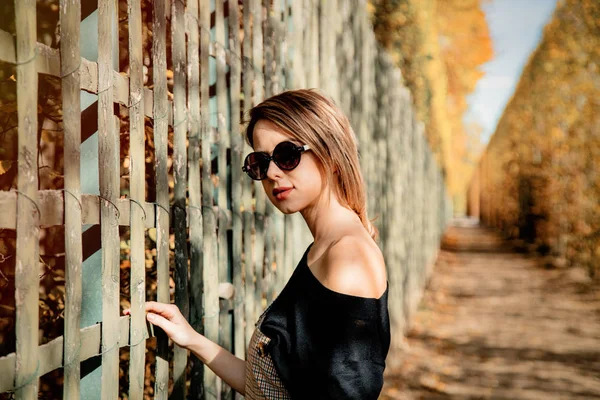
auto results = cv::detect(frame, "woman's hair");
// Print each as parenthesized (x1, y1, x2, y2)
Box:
(244, 88, 378, 241)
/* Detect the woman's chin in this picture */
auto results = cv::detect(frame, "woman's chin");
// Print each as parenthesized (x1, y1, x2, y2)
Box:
(274, 203, 301, 215)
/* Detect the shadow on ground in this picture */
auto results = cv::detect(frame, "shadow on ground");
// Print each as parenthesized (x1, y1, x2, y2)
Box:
(382, 218, 600, 400)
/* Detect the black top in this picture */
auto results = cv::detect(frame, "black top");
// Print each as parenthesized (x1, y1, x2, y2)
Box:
(259, 242, 391, 399)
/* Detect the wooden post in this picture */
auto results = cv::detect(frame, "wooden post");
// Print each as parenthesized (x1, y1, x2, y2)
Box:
(308, 0, 319, 88)
(199, 0, 219, 397)
(127, 0, 147, 398)
(228, 0, 246, 376)
(214, 1, 232, 396)
(272, 0, 286, 296)
(60, 0, 83, 398)
(262, 0, 276, 305)
(152, 0, 170, 397)
(242, 0, 257, 347)
(291, 0, 305, 89)
(252, 0, 266, 319)
(186, 0, 203, 396)
(171, 0, 189, 397)
(98, 1, 120, 398)
(283, 0, 298, 286)
(14, 0, 39, 398)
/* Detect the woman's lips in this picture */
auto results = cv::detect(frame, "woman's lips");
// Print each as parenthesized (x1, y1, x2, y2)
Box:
(274, 188, 293, 201)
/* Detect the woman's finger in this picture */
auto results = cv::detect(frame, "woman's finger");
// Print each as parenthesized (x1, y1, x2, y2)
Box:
(145, 301, 177, 319)
(146, 312, 176, 337)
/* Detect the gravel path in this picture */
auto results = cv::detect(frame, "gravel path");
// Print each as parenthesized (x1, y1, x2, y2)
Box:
(381, 218, 600, 400)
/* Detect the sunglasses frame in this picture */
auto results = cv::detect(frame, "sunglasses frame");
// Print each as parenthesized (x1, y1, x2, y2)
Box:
(242, 141, 311, 180)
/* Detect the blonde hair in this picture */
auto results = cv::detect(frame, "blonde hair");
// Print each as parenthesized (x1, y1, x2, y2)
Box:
(244, 88, 378, 241)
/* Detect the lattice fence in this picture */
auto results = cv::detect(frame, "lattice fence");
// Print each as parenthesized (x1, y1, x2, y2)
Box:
(0, 0, 452, 398)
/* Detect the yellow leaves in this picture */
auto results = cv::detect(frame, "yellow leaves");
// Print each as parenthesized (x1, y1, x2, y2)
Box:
(477, 0, 600, 277)
(550, 127, 565, 142)
(40, 129, 57, 144)
(419, 373, 448, 393)
(369, 0, 492, 213)
(0, 160, 12, 175)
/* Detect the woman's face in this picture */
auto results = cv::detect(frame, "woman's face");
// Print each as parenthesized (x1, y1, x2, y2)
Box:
(251, 119, 325, 214)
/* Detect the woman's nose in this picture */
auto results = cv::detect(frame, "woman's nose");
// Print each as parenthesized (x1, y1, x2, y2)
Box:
(265, 160, 284, 181)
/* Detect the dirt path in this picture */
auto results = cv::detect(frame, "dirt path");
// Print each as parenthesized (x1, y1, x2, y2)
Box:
(382, 218, 600, 400)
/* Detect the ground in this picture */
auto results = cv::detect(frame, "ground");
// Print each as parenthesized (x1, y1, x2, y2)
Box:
(381, 218, 600, 400)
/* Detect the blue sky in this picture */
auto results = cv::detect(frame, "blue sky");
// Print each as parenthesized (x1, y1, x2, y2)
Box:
(464, 0, 558, 144)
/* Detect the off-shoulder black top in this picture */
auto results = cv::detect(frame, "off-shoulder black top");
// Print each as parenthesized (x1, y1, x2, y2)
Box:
(259, 242, 391, 399)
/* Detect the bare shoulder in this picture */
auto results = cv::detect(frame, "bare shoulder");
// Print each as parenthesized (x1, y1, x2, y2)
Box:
(319, 235, 387, 299)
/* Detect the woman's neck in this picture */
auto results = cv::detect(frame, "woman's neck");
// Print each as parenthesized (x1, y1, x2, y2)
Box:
(300, 189, 361, 245)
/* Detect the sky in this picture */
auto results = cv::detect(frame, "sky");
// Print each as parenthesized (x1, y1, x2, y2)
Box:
(465, 0, 558, 145)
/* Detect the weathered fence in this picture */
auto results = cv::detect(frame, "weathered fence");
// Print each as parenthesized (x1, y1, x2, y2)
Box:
(0, 0, 451, 398)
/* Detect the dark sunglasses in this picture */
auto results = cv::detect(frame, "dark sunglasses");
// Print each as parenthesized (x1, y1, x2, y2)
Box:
(242, 141, 311, 180)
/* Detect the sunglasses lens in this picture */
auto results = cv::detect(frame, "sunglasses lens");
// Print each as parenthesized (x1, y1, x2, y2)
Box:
(243, 142, 305, 180)
(273, 142, 301, 170)
(244, 153, 268, 180)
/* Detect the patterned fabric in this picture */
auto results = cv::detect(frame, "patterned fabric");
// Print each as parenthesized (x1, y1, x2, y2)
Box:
(245, 313, 292, 400)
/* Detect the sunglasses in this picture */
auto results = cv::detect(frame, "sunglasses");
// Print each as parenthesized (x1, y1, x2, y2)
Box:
(242, 141, 311, 180)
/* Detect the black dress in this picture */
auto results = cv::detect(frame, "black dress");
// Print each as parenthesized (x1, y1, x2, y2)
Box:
(259, 242, 391, 399)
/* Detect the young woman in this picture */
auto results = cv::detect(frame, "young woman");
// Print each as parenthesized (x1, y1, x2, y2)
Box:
(129, 89, 390, 399)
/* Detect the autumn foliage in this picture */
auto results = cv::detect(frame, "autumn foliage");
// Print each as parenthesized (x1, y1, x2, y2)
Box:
(473, 0, 600, 278)
(367, 0, 493, 213)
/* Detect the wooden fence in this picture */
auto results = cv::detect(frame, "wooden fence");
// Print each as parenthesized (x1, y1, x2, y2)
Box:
(0, 0, 452, 398)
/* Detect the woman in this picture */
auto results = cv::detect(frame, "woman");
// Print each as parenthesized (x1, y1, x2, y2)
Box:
(130, 89, 390, 399)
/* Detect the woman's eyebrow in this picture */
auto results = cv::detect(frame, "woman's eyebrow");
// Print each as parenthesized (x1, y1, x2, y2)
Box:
(253, 142, 280, 154)
(254, 140, 299, 154)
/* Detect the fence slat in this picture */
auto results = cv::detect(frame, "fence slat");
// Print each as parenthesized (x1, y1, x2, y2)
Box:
(171, 0, 189, 396)
(60, 0, 83, 397)
(14, 0, 39, 398)
(283, 0, 298, 291)
(228, 0, 245, 377)
(215, 0, 232, 396)
(290, 0, 305, 88)
(262, 0, 276, 306)
(187, 0, 207, 397)
(127, 0, 147, 398)
(272, 0, 286, 297)
(98, 1, 120, 398)
(152, 0, 170, 397)
(242, 0, 257, 348)
(199, 0, 220, 397)
(252, 0, 267, 321)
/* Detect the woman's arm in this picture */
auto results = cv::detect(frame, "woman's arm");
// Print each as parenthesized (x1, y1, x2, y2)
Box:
(124, 301, 246, 395)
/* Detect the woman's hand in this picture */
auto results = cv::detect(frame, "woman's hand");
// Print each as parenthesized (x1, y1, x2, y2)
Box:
(123, 301, 197, 349)
(125, 301, 248, 395)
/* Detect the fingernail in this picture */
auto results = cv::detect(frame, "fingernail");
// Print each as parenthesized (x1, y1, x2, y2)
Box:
(147, 313, 155, 321)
